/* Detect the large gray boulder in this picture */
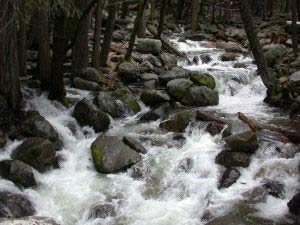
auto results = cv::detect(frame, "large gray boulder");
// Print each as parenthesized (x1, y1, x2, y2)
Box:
(181, 86, 219, 106)
(112, 88, 141, 114)
(219, 168, 241, 189)
(216, 41, 244, 53)
(140, 90, 170, 106)
(263, 44, 287, 66)
(139, 103, 172, 122)
(91, 136, 141, 173)
(146, 54, 162, 67)
(167, 78, 193, 100)
(289, 71, 300, 91)
(11, 138, 56, 173)
(160, 110, 196, 133)
(215, 151, 250, 168)
(139, 61, 154, 72)
(190, 71, 216, 89)
(206, 215, 282, 225)
(0, 191, 35, 218)
(136, 38, 162, 56)
(88, 203, 116, 219)
(73, 77, 100, 92)
(224, 131, 259, 154)
(161, 53, 177, 68)
(118, 62, 139, 83)
(0, 217, 61, 225)
(94, 92, 125, 118)
(73, 99, 110, 133)
(288, 193, 300, 216)
(0, 160, 36, 188)
(159, 67, 189, 83)
(80, 67, 102, 83)
(123, 136, 147, 154)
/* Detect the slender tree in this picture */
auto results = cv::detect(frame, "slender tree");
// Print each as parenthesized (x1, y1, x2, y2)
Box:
(18, 0, 27, 77)
(157, 0, 167, 38)
(92, 0, 105, 68)
(292, 0, 298, 56)
(190, 0, 199, 31)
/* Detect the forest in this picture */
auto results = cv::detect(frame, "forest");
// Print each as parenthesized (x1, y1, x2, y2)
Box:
(0, 0, 300, 225)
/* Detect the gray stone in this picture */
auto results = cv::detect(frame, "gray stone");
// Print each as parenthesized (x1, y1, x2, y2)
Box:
(206, 215, 281, 225)
(219, 168, 241, 188)
(140, 90, 170, 106)
(263, 44, 287, 66)
(94, 92, 125, 118)
(159, 67, 188, 83)
(81, 67, 102, 83)
(216, 41, 243, 53)
(181, 86, 219, 106)
(224, 131, 259, 154)
(190, 71, 216, 89)
(0, 217, 60, 225)
(88, 203, 116, 219)
(140, 73, 158, 81)
(139, 61, 154, 72)
(215, 151, 250, 168)
(167, 78, 193, 100)
(136, 38, 162, 56)
(146, 54, 162, 67)
(219, 52, 238, 61)
(123, 136, 147, 154)
(112, 88, 141, 114)
(118, 62, 139, 83)
(161, 53, 177, 68)
(73, 77, 100, 92)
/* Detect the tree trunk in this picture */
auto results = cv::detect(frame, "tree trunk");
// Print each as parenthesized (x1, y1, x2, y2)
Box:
(99, 0, 118, 67)
(190, 0, 199, 31)
(121, 1, 129, 19)
(72, 0, 90, 75)
(292, 0, 298, 56)
(92, 0, 105, 68)
(138, 2, 147, 38)
(0, 0, 21, 110)
(238, 0, 275, 89)
(177, 0, 185, 19)
(157, 0, 167, 38)
(37, 0, 51, 90)
(18, 0, 27, 77)
(28, 8, 39, 49)
(49, 11, 67, 104)
(125, 0, 148, 60)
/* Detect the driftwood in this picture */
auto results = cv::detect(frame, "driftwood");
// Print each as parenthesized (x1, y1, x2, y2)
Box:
(238, 112, 300, 143)
(196, 111, 230, 124)
(147, 24, 186, 58)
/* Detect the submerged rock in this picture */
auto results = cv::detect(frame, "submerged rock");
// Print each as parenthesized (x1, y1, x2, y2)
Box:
(219, 52, 238, 61)
(0, 191, 35, 218)
(91, 135, 141, 173)
(215, 151, 250, 168)
(206, 122, 226, 136)
(88, 203, 116, 219)
(190, 71, 216, 89)
(262, 180, 284, 198)
(219, 168, 241, 188)
(224, 131, 259, 154)
(73, 98, 110, 133)
(160, 110, 196, 133)
(0, 217, 60, 225)
(11, 138, 56, 173)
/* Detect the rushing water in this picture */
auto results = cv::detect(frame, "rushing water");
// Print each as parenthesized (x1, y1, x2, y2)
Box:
(0, 40, 299, 225)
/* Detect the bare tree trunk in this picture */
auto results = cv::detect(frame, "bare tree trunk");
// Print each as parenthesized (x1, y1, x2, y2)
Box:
(92, 0, 105, 68)
(190, 0, 199, 31)
(50, 11, 67, 104)
(125, 0, 148, 60)
(0, 0, 21, 110)
(157, 0, 167, 38)
(99, 0, 118, 67)
(37, 0, 51, 90)
(72, 0, 90, 75)
(238, 0, 275, 89)
(292, 0, 298, 56)
(28, 8, 39, 49)
(18, 0, 27, 77)
(177, 0, 185, 19)
(121, 1, 129, 19)
(138, 3, 147, 38)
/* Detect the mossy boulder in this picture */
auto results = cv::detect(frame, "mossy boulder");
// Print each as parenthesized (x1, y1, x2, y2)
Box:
(219, 52, 238, 61)
(181, 86, 219, 106)
(11, 138, 56, 173)
(136, 38, 162, 56)
(140, 90, 170, 106)
(190, 71, 216, 89)
(112, 88, 141, 114)
(94, 92, 125, 118)
(118, 62, 139, 83)
(167, 78, 193, 101)
(91, 136, 141, 173)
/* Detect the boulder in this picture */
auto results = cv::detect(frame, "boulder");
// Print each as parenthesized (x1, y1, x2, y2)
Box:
(91, 135, 141, 173)
(146, 54, 162, 67)
(190, 71, 216, 89)
(140, 90, 170, 106)
(11, 138, 56, 172)
(0, 160, 36, 188)
(219, 52, 238, 61)
(288, 193, 300, 216)
(0, 95, 13, 126)
(181, 86, 219, 106)
(118, 62, 139, 83)
(206, 122, 226, 136)
(219, 168, 241, 189)
(206, 215, 280, 225)
(73, 99, 110, 133)
(160, 110, 196, 133)
(136, 38, 162, 56)
(140, 73, 159, 82)
(224, 131, 259, 154)
(263, 44, 287, 66)
(73, 77, 100, 92)
(262, 180, 284, 198)
(0, 191, 35, 218)
(216, 41, 243, 53)
(161, 53, 177, 68)
(144, 80, 156, 89)
(0, 217, 60, 225)
(122, 136, 147, 154)
(112, 88, 141, 114)
(167, 78, 193, 100)
(112, 30, 128, 42)
(81, 67, 102, 83)
(139, 61, 154, 72)
(226, 28, 247, 40)
(200, 55, 212, 64)
(94, 92, 125, 118)
(139, 103, 172, 122)
(215, 151, 250, 168)
(159, 67, 189, 83)
(289, 71, 300, 90)
(88, 203, 116, 219)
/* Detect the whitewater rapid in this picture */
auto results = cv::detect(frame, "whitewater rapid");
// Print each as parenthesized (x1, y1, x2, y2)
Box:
(0, 40, 299, 225)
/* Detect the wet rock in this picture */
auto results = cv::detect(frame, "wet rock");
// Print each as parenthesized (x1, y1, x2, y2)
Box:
(118, 62, 139, 83)
(11, 138, 56, 173)
(242, 186, 268, 203)
(80, 67, 102, 84)
(146, 54, 162, 68)
(181, 86, 219, 107)
(123, 136, 147, 154)
(112, 88, 141, 114)
(234, 62, 247, 68)
(136, 38, 162, 56)
(160, 110, 196, 133)
(219, 168, 241, 189)
(0, 160, 36, 188)
(216, 41, 243, 53)
(205, 215, 278, 225)
(215, 151, 250, 168)
(139, 103, 171, 121)
(224, 131, 259, 154)
(21, 111, 62, 150)
(73, 77, 100, 92)
(112, 30, 128, 42)
(0, 191, 35, 218)
(289, 71, 300, 90)
(88, 203, 116, 219)
(140, 90, 170, 106)
(178, 158, 194, 172)
(288, 193, 300, 216)
(0, 95, 14, 129)
(140, 73, 158, 82)
(190, 71, 216, 89)
(200, 55, 212, 64)
(161, 53, 177, 68)
(263, 44, 287, 66)
(73, 98, 110, 133)
(27, 50, 38, 61)
(226, 28, 247, 41)
(219, 52, 238, 61)
(94, 92, 125, 118)
(139, 61, 154, 72)
(144, 80, 156, 89)
(0, 217, 61, 225)
(159, 67, 188, 83)
(167, 78, 193, 101)
(91, 135, 141, 173)
(129, 161, 150, 180)
(206, 122, 226, 136)
(262, 180, 284, 198)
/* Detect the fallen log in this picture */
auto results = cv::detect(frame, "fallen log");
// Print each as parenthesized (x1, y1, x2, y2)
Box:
(238, 112, 300, 143)
(146, 24, 186, 58)
(196, 111, 230, 124)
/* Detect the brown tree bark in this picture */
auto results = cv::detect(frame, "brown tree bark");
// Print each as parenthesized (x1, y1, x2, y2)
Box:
(92, 0, 105, 68)
(238, 0, 275, 89)
(138, 2, 147, 38)
(0, 0, 21, 110)
(121, 1, 129, 19)
(99, 0, 118, 67)
(18, 0, 27, 77)
(72, 0, 90, 76)
(190, 0, 199, 31)
(292, 0, 298, 56)
(157, 0, 167, 38)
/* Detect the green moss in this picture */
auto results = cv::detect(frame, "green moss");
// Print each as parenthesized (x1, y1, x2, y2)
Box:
(91, 147, 104, 173)
(127, 99, 141, 113)
(190, 72, 216, 89)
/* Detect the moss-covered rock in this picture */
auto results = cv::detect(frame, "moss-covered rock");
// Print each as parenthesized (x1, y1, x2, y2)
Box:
(219, 52, 238, 61)
(140, 90, 170, 106)
(112, 88, 141, 114)
(167, 78, 193, 101)
(181, 86, 219, 106)
(190, 71, 216, 89)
